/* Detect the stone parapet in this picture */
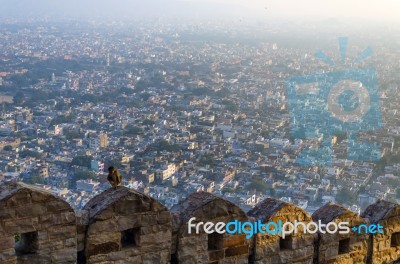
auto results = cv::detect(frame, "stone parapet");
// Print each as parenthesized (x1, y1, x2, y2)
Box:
(1, 183, 400, 264)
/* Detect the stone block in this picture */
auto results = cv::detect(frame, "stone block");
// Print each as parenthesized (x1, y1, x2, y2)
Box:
(107, 250, 127, 261)
(278, 248, 294, 263)
(77, 234, 86, 251)
(223, 234, 247, 248)
(208, 249, 225, 261)
(65, 237, 77, 248)
(0, 237, 14, 251)
(0, 248, 15, 262)
(87, 219, 119, 235)
(38, 230, 48, 241)
(48, 225, 76, 240)
(4, 217, 39, 235)
(225, 244, 249, 258)
(291, 236, 313, 250)
(0, 208, 15, 220)
(6, 190, 31, 207)
(87, 231, 120, 245)
(116, 216, 142, 230)
(39, 240, 65, 252)
(123, 256, 142, 263)
(51, 248, 77, 263)
(30, 192, 50, 202)
(292, 245, 314, 261)
(16, 255, 52, 264)
(142, 252, 162, 264)
(93, 206, 114, 221)
(45, 200, 71, 213)
(140, 214, 159, 226)
(158, 211, 171, 225)
(86, 241, 120, 257)
(39, 212, 75, 228)
(0, 258, 17, 264)
(324, 244, 339, 261)
(87, 253, 108, 263)
(113, 199, 150, 214)
(140, 230, 171, 245)
(14, 203, 47, 218)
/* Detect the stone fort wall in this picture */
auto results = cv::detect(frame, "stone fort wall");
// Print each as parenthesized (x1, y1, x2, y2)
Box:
(1, 182, 400, 264)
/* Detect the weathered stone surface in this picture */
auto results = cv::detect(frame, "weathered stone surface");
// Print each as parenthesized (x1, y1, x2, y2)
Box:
(84, 187, 172, 263)
(362, 200, 400, 264)
(51, 248, 77, 263)
(172, 192, 251, 264)
(0, 182, 76, 264)
(87, 241, 120, 256)
(248, 198, 314, 264)
(0, 237, 15, 251)
(313, 203, 369, 264)
(225, 244, 249, 257)
(3, 182, 400, 263)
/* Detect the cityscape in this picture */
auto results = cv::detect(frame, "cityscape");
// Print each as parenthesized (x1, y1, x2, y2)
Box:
(0, 2, 400, 222)
(1, 1, 400, 263)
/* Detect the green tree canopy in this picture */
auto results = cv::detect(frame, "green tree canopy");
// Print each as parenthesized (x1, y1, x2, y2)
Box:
(75, 170, 97, 181)
(125, 125, 143, 135)
(336, 187, 357, 205)
(71, 155, 92, 168)
(246, 177, 268, 193)
(146, 139, 180, 153)
(3, 145, 13, 151)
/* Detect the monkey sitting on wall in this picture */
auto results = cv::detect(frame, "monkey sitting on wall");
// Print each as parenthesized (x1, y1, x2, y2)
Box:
(107, 166, 122, 189)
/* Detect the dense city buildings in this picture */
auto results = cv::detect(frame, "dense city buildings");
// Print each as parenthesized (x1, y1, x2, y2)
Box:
(0, 18, 399, 218)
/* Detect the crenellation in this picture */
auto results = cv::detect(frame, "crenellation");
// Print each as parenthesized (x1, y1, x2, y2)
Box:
(362, 200, 400, 264)
(312, 203, 369, 264)
(82, 186, 172, 264)
(0, 182, 77, 264)
(1, 182, 400, 263)
(171, 192, 251, 264)
(248, 198, 315, 264)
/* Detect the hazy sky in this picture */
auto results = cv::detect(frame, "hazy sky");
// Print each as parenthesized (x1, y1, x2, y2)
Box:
(0, 0, 399, 23)
(223, 0, 400, 21)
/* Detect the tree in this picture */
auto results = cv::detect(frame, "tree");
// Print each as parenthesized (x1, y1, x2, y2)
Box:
(140, 92, 151, 101)
(19, 150, 45, 159)
(333, 132, 347, 144)
(13, 91, 25, 105)
(119, 86, 135, 95)
(3, 145, 13, 151)
(270, 188, 276, 197)
(142, 119, 156, 126)
(65, 130, 80, 140)
(246, 178, 268, 193)
(125, 125, 143, 136)
(71, 155, 92, 168)
(50, 114, 73, 126)
(396, 188, 400, 199)
(30, 173, 47, 184)
(146, 139, 181, 153)
(75, 170, 97, 181)
(199, 153, 216, 166)
(336, 187, 357, 205)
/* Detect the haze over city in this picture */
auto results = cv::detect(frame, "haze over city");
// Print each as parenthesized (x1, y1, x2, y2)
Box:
(0, 1, 400, 263)
(0, 0, 399, 23)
